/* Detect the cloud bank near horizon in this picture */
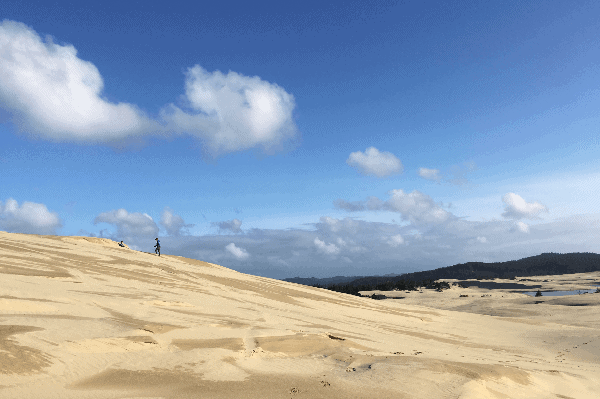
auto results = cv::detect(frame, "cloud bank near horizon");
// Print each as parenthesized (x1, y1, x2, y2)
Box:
(100, 212, 600, 279)
(0, 198, 62, 235)
(0, 20, 298, 156)
(4, 191, 596, 279)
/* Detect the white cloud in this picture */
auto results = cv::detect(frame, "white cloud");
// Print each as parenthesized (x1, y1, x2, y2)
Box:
(0, 198, 61, 234)
(0, 21, 298, 156)
(476, 236, 487, 243)
(160, 207, 194, 236)
(94, 209, 159, 240)
(502, 193, 548, 219)
(513, 221, 530, 233)
(0, 20, 157, 142)
(213, 218, 243, 234)
(225, 243, 249, 260)
(162, 65, 298, 156)
(314, 237, 341, 255)
(346, 147, 403, 177)
(386, 190, 452, 224)
(387, 234, 405, 247)
(417, 167, 441, 182)
(336, 190, 452, 225)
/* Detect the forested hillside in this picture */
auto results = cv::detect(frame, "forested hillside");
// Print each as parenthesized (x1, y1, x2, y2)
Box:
(346, 252, 600, 287)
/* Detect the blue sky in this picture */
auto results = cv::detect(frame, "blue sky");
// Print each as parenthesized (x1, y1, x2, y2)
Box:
(1, 1, 600, 279)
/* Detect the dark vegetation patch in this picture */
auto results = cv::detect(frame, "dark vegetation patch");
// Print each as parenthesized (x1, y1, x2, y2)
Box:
(350, 252, 600, 285)
(313, 279, 450, 297)
(302, 252, 600, 298)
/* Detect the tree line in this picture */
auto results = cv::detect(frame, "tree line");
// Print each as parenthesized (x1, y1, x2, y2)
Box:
(313, 279, 451, 297)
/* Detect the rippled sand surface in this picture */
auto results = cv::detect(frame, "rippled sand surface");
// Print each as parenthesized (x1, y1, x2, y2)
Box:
(1, 231, 599, 398)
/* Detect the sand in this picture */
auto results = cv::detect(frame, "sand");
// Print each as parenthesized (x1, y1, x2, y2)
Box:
(0, 231, 598, 398)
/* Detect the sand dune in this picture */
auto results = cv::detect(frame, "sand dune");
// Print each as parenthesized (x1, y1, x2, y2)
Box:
(0, 231, 599, 398)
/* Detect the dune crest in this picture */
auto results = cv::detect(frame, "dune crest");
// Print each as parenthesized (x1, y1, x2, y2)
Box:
(0, 231, 598, 398)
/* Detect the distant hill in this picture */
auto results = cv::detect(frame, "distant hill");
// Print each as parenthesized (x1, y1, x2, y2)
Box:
(346, 252, 600, 287)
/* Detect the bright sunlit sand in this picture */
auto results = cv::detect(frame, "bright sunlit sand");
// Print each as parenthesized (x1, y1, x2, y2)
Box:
(1, 231, 599, 398)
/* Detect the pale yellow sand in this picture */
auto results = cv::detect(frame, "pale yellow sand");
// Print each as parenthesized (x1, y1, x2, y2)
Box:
(0, 231, 599, 398)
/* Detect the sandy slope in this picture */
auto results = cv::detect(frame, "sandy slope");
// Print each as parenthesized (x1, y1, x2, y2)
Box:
(0, 231, 598, 398)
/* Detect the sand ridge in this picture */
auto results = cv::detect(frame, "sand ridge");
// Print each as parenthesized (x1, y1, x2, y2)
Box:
(0, 231, 599, 398)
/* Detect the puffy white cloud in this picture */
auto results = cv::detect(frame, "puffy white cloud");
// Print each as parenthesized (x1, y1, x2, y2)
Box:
(0, 21, 298, 156)
(346, 147, 403, 177)
(502, 193, 548, 219)
(0, 198, 61, 234)
(387, 234, 405, 247)
(314, 237, 341, 255)
(417, 167, 441, 182)
(225, 243, 249, 260)
(160, 207, 194, 236)
(336, 190, 452, 225)
(0, 20, 157, 142)
(476, 236, 487, 243)
(162, 65, 298, 156)
(213, 218, 243, 234)
(386, 190, 451, 224)
(94, 209, 159, 240)
(513, 221, 530, 233)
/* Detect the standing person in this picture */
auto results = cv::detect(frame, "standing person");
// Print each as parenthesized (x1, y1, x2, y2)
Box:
(154, 238, 161, 256)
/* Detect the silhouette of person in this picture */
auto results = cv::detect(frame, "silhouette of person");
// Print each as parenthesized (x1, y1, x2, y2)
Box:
(154, 238, 161, 256)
